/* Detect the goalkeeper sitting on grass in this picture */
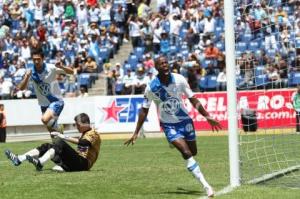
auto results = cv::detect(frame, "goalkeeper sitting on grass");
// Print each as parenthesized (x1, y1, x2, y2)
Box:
(5, 113, 101, 172)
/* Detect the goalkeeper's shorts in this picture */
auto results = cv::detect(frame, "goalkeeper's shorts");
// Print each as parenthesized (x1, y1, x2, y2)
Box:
(36, 138, 88, 172)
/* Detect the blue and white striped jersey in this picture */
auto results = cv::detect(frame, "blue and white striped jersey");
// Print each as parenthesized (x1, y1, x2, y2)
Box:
(143, 73, 194, 124)
(30, 63, 63, 107)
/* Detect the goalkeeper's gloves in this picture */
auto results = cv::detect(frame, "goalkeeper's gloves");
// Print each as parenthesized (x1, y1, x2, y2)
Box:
(50, 132, 68, 140)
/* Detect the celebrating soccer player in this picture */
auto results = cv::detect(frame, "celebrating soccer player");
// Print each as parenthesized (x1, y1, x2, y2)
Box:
(17, 47, 74, 135)
(124, 55, 222, 197)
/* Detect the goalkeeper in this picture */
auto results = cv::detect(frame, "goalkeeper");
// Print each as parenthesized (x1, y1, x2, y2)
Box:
(5, 113, 101, 172)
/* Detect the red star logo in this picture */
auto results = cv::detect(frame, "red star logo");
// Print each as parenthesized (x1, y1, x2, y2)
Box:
(102, 101, 125, 122)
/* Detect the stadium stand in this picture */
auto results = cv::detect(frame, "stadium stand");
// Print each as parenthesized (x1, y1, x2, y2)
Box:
(0, 0, 299, 98)
(105, 0, 299, 95)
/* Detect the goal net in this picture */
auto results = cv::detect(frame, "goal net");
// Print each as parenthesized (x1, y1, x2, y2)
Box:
(234, 0, 300, 186)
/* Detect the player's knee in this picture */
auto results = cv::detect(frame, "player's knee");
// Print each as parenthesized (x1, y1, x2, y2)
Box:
(191, 149, 197, 156)
(43, 117, 57, 129)
(41, 117, 48, 125)
(181, 150, 192, 159)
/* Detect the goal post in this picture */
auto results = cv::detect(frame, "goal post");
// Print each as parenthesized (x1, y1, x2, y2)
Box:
(224, 0, 241, 187)
(224, 0, 300, 189)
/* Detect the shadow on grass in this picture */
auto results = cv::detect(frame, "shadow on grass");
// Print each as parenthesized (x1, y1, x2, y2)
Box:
(159, 187, 203, 196)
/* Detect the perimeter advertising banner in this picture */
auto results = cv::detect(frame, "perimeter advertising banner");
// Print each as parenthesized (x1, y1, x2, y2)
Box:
(3, 89, 297, 132)
(95, 89, 296, 132)
(190, 89, 296, 130)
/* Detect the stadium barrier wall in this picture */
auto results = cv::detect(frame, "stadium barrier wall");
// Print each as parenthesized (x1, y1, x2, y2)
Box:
(3, 89, 296, 133)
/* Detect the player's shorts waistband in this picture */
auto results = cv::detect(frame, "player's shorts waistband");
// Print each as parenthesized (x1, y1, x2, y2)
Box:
(160, 118, 193, 126)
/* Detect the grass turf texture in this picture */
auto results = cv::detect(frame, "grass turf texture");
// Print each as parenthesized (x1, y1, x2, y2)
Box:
(0, 136, 300, 199)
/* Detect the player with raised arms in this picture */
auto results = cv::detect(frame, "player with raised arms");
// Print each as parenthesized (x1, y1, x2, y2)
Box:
(124, 55, 222, 197)
(5, 47, 74, 164)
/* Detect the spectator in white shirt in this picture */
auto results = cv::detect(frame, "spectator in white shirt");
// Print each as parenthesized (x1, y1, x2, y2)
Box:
(128, 15, 142, 48)
(203, 15, 215, 39)
(216, 69, 227, 91)
(134, 67, 146, 94)
(76, 2, 89, 33)
(169, 14, 183, 46)
(100, 2, 112, 29)
(20, 39, 31, 61)
(115, 63, 124, 79)
(0, 77, 13, 100)
(34, 1, 44, 22)
(53, 1, 64, 18)
(123, 69, 136, 94)
(89, 4, 100, 23)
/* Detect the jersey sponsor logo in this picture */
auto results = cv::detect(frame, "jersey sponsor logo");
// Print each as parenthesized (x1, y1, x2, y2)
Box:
(38, 82, 51, 96)
(161, 97, 181, 115)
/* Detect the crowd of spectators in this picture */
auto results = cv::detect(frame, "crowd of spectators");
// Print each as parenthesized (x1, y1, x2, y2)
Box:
(107, 0, 300, 95)
(0, 0, 299, 99)
(0, 0, 133, 99)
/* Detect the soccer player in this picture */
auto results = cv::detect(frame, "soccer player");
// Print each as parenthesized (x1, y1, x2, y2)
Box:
(17, 47, 74, 134)
(5, 113, 101, 172)
(124, 56, 222, 197)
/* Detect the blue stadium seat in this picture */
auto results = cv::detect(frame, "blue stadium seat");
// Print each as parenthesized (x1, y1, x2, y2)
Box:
(99, 47, 109, 60)
(291, 72, 300, 86)
(255, 66, 265, 76)
(134, 47, 145, 59)
(255, 74, 268, 87)
(169, 45, 178, 54)
(128, 55, 138, 70)
(179, 28, 188, 38)
(296, 38, 300, 49)
(241, 33, 252, 43)
(236, 75, 243, 88)
(78, 73, 91, 88)
(216, 42, 225, 51)
(115, 83, 124, 94)
(207, 75, 217, 90)
(181, 50, 189, 58)
(266, 49, 276, 57)
(236, 42, 247, 52)
(214, 27, 223, 39)
(248, 41, 259, 52)
(199, 76, 207, 90)
(123, 63, 131, 71)
(13, 76, 23, 84)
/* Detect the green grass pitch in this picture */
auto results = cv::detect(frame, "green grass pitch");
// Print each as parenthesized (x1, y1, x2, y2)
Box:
(1, 136, 300, 199)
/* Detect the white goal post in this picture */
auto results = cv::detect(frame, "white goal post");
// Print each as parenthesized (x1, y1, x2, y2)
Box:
(225, 0, 300, 188)
(224, 0, 241, 188)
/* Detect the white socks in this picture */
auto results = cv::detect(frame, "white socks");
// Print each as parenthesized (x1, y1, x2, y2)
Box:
(18, 149, 40, 162)
(39, 148, 55, 165)
(186, 157, 210, 188)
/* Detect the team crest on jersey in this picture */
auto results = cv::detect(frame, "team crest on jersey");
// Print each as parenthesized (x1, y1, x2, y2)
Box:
(38, 82, 51, 96)
(162, 97, 181, 115)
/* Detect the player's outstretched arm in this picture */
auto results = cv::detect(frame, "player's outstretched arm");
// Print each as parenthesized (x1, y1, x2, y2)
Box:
(50, 132, 79, 144)
(189, 97, 222, 132)
(124, 107, 149, 146)
(17, 69, 31, 90)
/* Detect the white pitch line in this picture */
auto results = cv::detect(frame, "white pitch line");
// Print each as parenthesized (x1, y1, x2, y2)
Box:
(198, 185, 236, 199)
